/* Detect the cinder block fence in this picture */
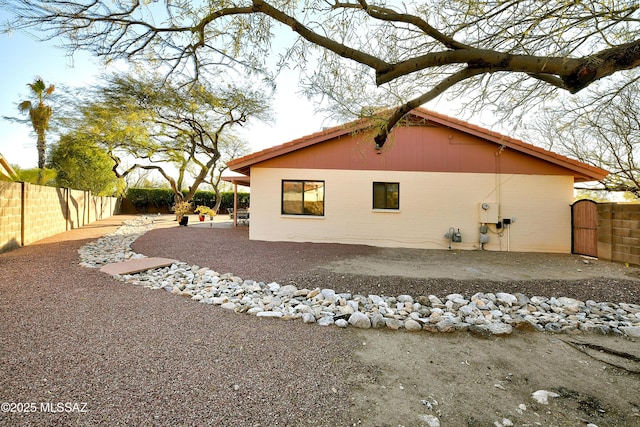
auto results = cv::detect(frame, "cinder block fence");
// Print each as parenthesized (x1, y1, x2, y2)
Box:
(0, 181, 119, 253)
(598, 203, 640, 266)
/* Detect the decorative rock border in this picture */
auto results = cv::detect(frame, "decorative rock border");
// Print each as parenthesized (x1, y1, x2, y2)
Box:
(79, 216, 640, 337)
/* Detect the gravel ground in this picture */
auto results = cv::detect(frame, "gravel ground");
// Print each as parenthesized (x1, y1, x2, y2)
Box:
(0, 216, 361, 427)
(132, 221, 640, 305)
(2, 215, 640, 427)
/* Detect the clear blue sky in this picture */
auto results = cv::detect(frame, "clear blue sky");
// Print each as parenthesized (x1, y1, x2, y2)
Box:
(0, 8, 105, 168)
(0, 8, 330, 169)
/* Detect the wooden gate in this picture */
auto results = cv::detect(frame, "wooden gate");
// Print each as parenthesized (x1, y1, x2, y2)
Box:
(571, 200, 598, 257)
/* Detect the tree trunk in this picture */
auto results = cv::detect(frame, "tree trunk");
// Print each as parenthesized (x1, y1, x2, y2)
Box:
(36, 131, 46, 184)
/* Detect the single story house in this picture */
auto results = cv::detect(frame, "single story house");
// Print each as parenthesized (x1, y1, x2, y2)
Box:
(226, 108, 607, 253)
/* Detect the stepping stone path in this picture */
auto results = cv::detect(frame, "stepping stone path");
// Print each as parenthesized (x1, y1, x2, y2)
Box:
(100, 257, 177, 275)
(79, 216, 640, 337)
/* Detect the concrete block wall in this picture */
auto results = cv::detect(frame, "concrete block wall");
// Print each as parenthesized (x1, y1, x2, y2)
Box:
(0, 181, 119, 253)
(598, 203, 640, 266)
(23, 183, 69, 245)
(0, 181, 23, 252)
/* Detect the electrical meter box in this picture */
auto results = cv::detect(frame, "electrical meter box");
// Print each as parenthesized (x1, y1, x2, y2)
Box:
(478, 203, 499, 223)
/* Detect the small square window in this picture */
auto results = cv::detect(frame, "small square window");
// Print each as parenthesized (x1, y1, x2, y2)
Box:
(282, 180, 325, 216)
(373, 182, 399, 210)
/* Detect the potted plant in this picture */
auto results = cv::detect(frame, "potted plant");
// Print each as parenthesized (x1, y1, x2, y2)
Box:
(195, 205, 216, 221)
(172, 201, 192, 226)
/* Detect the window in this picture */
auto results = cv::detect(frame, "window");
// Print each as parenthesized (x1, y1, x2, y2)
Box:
(282, 180, 325, 216)
(373, 182, 399, 210)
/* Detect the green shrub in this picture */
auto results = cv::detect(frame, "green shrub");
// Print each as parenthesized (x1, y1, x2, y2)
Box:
(124, 188, 249, 213)
(126, 188, 175, 212)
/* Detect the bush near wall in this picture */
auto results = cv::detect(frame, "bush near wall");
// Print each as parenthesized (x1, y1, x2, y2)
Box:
(124, 188, 250, 214)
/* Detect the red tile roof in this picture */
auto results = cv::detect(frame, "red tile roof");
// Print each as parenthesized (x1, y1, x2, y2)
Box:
(227, 108, 608, 182)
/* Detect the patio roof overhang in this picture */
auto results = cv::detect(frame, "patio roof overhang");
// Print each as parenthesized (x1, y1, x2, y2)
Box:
(222, 174, 250, 187)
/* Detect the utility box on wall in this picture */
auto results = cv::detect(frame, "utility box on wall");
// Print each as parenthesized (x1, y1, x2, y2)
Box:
(478, 202, 499, 223)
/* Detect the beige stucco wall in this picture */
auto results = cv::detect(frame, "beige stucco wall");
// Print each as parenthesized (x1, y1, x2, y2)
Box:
(248, 168, 574, 253)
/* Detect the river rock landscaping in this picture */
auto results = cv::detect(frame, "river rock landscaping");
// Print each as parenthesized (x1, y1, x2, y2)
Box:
(79, 216, 640, 338)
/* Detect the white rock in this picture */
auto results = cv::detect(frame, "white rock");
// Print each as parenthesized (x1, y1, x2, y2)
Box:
(335, 319, 348, 328)
(436, 317, 457, 333)
(256, 311, 284, 318)
(385, 318, 403, 330)
(496, 293, 518, 306)
(418, 414, 440, 427)
(278, 284, 298, 297)
(404, 319, 422, 331)
(301, 313, 316, 323)
(349, 312, 371, 329)
(397, 294, 414, 303)
(428, 295, 444, 306)
(487, 323, 513, 335)
(459, 303, 476, 316)
(532, 390, 560, 404)
(210, 297, 229, 305)
(321, 288, 336, 299)
(346, 300, 359, 312)
(369, 294, 384, 305)
(620, 326, 640, 337)
(317, 316, 334, 326)
(78, 217, 640, 339)
(266, 282, 280, 292)
(370, 313, 386, 329)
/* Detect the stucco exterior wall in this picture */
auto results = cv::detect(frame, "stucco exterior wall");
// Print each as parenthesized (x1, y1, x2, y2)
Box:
(248, 168, 574, 253)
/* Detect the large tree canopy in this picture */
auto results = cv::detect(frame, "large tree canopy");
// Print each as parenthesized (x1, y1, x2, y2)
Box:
(47, 133, 123, 196)
(61, 72, 269, 203)
(526, 80, 640, 199)
(3, 0, 640, 146)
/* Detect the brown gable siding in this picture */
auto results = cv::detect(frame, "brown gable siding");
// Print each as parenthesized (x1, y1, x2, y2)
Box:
(254, 124, 582, 177)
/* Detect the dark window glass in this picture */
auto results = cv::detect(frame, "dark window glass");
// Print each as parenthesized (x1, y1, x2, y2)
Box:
(373, 182, 399, 210)
(282, 180, 324, 216)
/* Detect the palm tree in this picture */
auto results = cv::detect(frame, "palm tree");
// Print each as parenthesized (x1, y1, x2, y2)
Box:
(18, 77, 55, 183)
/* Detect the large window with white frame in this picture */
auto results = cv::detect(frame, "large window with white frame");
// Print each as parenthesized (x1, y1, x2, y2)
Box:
(281, 180, 325, 216)
(373, 182, 399, 210)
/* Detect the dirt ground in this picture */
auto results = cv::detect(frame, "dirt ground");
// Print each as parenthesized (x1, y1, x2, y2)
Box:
(345, 330, 640, 426)
(309, 247, 640, 426)
(320, 248, 640, 282)
(318, 249, 640, 426)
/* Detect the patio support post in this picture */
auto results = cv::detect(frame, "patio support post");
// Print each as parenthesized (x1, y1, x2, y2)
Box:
(233, 182, 238, 227)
